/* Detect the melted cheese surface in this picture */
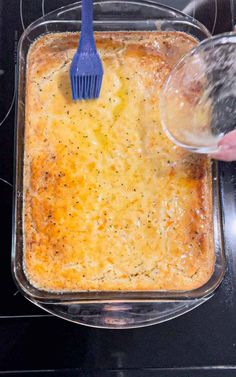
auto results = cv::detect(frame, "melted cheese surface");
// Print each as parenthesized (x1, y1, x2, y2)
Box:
(24, 32, 214, 291)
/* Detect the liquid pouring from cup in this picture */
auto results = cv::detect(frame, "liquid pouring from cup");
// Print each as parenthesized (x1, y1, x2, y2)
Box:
(160, 32, 236, 156)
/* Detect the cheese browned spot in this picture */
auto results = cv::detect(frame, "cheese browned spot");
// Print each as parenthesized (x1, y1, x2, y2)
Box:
(24, 32, 214, 292)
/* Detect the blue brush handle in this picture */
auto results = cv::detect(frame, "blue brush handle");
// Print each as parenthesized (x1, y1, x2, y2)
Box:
(78, 0, 96, 53)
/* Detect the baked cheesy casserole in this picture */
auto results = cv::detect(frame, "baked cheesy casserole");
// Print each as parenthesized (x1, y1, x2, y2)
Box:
(24, 32, 214, 292)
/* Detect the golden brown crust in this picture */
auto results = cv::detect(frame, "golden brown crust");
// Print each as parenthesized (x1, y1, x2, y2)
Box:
(24, 32, 214, 292)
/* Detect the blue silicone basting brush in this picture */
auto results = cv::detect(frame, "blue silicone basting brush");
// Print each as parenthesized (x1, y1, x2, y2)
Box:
(70, 0, 103, 100)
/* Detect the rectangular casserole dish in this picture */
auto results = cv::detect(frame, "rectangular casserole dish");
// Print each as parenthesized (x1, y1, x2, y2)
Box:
(12, 0, 226, 304)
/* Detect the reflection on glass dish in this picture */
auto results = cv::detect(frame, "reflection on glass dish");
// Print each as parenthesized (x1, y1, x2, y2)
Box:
(160, 32, 236, 154)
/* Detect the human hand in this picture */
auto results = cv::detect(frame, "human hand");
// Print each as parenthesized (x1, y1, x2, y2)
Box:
(210, 130, 236, 161)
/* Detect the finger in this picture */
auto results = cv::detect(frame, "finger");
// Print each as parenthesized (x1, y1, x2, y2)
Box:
(210, 146, 236, 161)
(218, 129, 236, 148)
(209, 130, 236, 161)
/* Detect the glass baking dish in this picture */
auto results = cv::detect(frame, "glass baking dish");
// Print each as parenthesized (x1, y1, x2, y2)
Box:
(12, 0, 226, 328)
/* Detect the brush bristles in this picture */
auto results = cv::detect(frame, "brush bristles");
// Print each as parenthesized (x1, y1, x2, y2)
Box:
(71, 74, 103, 100)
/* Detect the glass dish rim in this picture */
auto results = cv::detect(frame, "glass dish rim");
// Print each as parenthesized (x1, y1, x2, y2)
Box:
(12, 0, 226, 304)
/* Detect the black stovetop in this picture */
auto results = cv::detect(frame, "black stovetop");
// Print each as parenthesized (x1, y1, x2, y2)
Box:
(1, 0, 236, 375)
